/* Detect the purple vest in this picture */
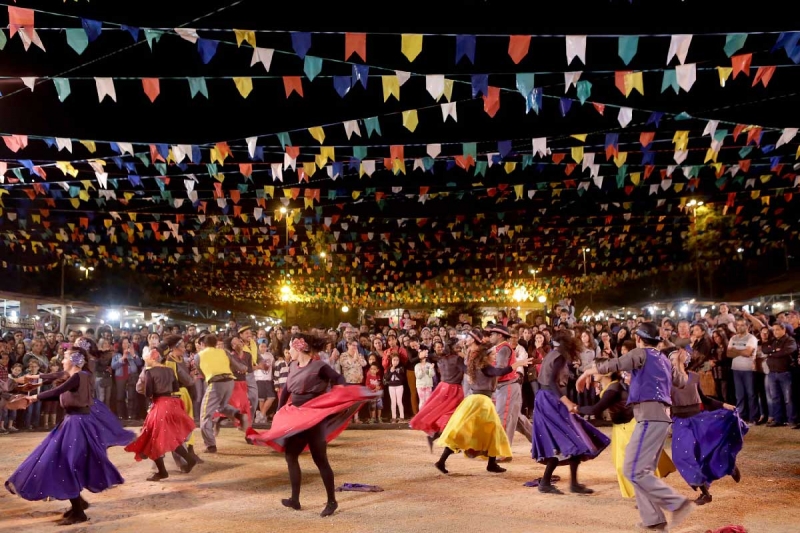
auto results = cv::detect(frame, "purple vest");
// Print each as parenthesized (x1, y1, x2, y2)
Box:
(627, 348, 672, 406)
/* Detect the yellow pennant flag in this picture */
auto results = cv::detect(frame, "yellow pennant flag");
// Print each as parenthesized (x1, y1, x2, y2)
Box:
(717, 67, 733, 87)
(630, 172, 641, 186)
(213, 173, 225, 182)
(761, 196, 770, 206)
(392, 159, 406, 175)
(315, 154, 328, 169)
(571, 146, 584, 163)
(623, 72, 644, 96)
(750, 190, 760, 199)
(571, 134, 587, 142)
(233, 77, 253, 98)
(673, 130, 689, 150)
(69, 198, 80, 208)
(282, 188, 293, 198)
(759, 174, 771, 184)
(352, 191, 361, 200)
(80, 140, 97, 153)
(402, 109, 419, 132)
(704, 148, 718, 163)
(504, 162, 517, 174)
(613, 152, 627, 167)
(442, 79, 454, 102)
(264, 186, 274, 198)
(56, 161, 78, 177)
(382, 76, 400, 102)
(304, 197, 314, 209)
(674, 183, 684, 192)
(233, 29, 256, 47)
(308, 126, 325, 144)
(320, 146, 335, 162)
(514, 184, 523, 200)
(125, 194, 135, 203)
(401, 34, 423, 62)
(78, 190, 90, 201)
(303, 161, 317, 177)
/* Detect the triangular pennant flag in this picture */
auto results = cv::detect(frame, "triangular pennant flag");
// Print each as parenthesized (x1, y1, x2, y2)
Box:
(65, 28, 89, 54)
(401, 34, 423, 62)
(142, 78, 160, 102)
(345, 32, 366, 61)
(52, 78, 71, 101)
(95, 77, 116, 102)
(251, 47, 274, 71)
(508, 35, 530, 64)
(233, 77, 253, 97)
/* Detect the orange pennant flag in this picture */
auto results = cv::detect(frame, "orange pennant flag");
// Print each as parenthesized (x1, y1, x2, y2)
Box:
(508, 35, 531, 64)
(8, 6, 34, 37)
(639, 131, 655, 147)
(483, 86, 501, 117)
(752, 66, 775, 87)
(614, 71, 631, 95)
(731, 53, 752, 79)
(142, 78, 160, 103)
(345, 32, 366, 61)
(283, 76, 304, 98)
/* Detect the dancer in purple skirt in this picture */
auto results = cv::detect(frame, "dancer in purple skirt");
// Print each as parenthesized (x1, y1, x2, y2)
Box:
(5, 347, 124, 526)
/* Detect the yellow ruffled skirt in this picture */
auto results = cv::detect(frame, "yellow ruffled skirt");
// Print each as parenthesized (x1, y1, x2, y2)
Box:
(612, 420, 676, 498)
(177, 386, 195, 446)
(437, 394, 512, 459)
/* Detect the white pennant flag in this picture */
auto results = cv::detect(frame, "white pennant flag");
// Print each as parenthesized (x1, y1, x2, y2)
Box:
(343, 120, 361, 139)
(413, 158, 424, 171)
(661, 179, 672, 190)
(674, 150, 688, 164)
(21, 77, 36, 91)
(96, 172, 108, 189)
(361, 160, 376, 176)
(174, 28, 199, 43)
(564, 71, 582, 93)
(271, 163, 283, 182)
(702, 120, 719, 137)
(776, 128, 799, 148)
(253, 207, 263, 220)
(676, 63, 696, 92)
(426, 75, 445, 100)
(184, 179, 195, 193)
(441, 102, 457, 122)
(246, 136, 258, 158)
(19, 27, 45, 51)
(327, 165, 340, 180)
(427, 143, 441, 159)
(593, 175, 604, 188)
(172, 145, 187, 162)
(251, 47, 274, 71)
(55, 137, 73, 152)
(395, 70, 411, 86)
(582, 152, 595, 171)
(283, 153, 296, 171)
(667, 34, 692, 64)
(649, 184, 659, 195)
(617, 107, 633, 128)
(565, 36, 586, 64)
(532, 137, 548, 158)
(116, 142, 133, 155)
(95, 77, 117, 102)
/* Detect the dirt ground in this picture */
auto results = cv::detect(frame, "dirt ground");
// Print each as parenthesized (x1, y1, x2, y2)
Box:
(0, 424, 798, 533)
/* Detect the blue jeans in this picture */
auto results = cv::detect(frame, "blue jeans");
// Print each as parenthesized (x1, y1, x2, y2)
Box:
(732, 370, 759, 422)
(24, 400, 41, 429)
(767, 372, 795, 424)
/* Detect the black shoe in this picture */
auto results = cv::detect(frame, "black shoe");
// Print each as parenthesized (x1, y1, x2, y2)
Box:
(792, 423, 800, 430)
(188, 445, 204, 464)
(731, 465, 741, 483)
(636, 522, 667, 531)
(281, 498, 301, 510)
(694, 493, 712, 505)
(56, 511, 88, 526)
(205, 446, 217, 453)
(570, 484, 594, 494)
(766, 421, 787, 427)
(147, 472, 168, 482)
(434, 461, 449, 474)
(320, 501, 338, 517)
(486, 462, 506, 473)
(755, 417, 768, 426)
(180, 454, 197, 474)
(537, 484, 563, 494)
(62, 497, 90, 518)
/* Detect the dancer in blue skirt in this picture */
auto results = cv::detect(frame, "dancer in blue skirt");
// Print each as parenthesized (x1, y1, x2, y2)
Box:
(5, 347, 124, 526)
(532, 332, 611, 494)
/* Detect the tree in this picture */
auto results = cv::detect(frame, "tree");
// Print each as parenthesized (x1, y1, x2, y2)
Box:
(683, 204, 734, 298)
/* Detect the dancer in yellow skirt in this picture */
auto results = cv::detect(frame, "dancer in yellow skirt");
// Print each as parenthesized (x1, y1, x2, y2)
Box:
(160, 335, 204, 467)
(578, 358, 675, 498)
(435, 345, 532, 474)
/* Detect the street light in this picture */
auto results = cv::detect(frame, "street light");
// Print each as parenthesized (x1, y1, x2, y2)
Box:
(320, 251, 326, 258)
(581, 248, 590, 276)
(737, 247, 744, 253)
(529, 268, 538, 284)
(537, 294, 547, 303)
(79, 265, 94, 279)
(341, 305, 349, 313)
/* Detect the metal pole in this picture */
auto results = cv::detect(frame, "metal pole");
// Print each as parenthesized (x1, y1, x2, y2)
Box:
(694, 208, 701, 296)
(60, 258, 65, 300)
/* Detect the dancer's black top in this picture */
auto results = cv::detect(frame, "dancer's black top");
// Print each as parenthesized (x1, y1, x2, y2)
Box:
(470, 365, 513, 397)
(430, 352, 466, 384)
(143, 366, 180, 398)
(578, 381, 633, 425)
(37, 372, 92, 411)
(280, 359, 345, 407)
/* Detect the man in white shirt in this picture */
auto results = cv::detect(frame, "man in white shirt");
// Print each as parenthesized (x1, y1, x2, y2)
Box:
(727, 318, 760, 423)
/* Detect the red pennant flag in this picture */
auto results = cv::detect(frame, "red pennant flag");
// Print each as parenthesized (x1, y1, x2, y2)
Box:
(551, 152, 566, 164)
(508, 35, 531, 64)
(239, 163, 252, 177)
(732, 124, 746, 141)
(344, 33, 366, 61)
(285, 146, 300, 159)
(592, 102, 605, 115)
(614, 71, 632, 95)
(142, 78, 160, 103)
(639, 131, 655, 147)
(482, 86, 501, 117)
(283, 76, 304, 98)
(731, 53, 752, 79)
(752, 66, 776, 87)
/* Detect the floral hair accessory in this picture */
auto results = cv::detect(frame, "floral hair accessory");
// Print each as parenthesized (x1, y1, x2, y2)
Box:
(68, 350, 86, 368)
(291, 337, 309, 353)
(74, 338, 93, 354)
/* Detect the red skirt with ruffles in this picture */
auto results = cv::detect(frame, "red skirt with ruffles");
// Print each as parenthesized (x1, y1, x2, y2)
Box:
(125, 396, 195, 461)
(409, 382, 464, 437)
(246, 385, 378, 453)
(213, 380, 251, 426)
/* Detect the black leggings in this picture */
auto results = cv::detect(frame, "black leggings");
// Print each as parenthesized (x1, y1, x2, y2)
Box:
(284, 423, 336, 503)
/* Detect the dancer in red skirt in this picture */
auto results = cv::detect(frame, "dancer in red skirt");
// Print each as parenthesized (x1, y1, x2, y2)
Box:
(125, 347, 197, 481)
(213, 336, 252, 435)
(410, 329, 482, 451)
(246, 333, 378, 517)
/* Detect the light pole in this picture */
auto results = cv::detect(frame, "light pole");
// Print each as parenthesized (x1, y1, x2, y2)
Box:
(79, 265, 94, 279)
(279, 206, 290, 254)
(529, 268, 538, 285)
(582, 248, 590, 276)
(687, 199, 704, 296)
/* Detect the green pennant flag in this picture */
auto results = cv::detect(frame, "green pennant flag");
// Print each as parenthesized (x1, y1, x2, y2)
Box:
(462, 142, 477, 159)
(474, 160, 487, 176)
(724, 34, 747, 57)
(618, 35, 639, 65)
(303, 56, 323, 81)
(364, 117, 381, 137)
(661, 70, 679, 94)
(616, 164, 628, 188)
(0, 29, 7, 50)
(144, 29, 162, 50)
(65, 28, 89, 54)
(188, 77, 208, 99)
(276, 132, 291, 149)
(576, 80, 592, 104)
(52, 78, 71, 102)
(353, 146, 367, 160)
(136, 154, 150, 167)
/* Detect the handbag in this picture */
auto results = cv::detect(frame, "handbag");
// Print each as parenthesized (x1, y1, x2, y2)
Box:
(698, 370, 716, 397)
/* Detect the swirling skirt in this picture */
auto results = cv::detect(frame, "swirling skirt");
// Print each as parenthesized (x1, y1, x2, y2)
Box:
(409, 382, 464, 437)
(436, 393, 512, 459)
(124, 396, 195, 461)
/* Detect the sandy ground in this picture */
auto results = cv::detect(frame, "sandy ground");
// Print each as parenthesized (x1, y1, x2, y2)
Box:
(0, 424, 799, 533)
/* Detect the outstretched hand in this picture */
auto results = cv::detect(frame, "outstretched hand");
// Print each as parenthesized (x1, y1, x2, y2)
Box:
(576, 372, 592, 393)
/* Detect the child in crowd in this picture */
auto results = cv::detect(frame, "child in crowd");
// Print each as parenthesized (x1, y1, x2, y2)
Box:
(24, 360, 42, 430)
(39, 362, 62, 429)
(273, 349, 290, 408)
(385, 355, 406, 423)
(0, 352, 11, 434)
(414, 350, 436, 409)
(254, 343, 276, 424)
(365, 364, 384, 423)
